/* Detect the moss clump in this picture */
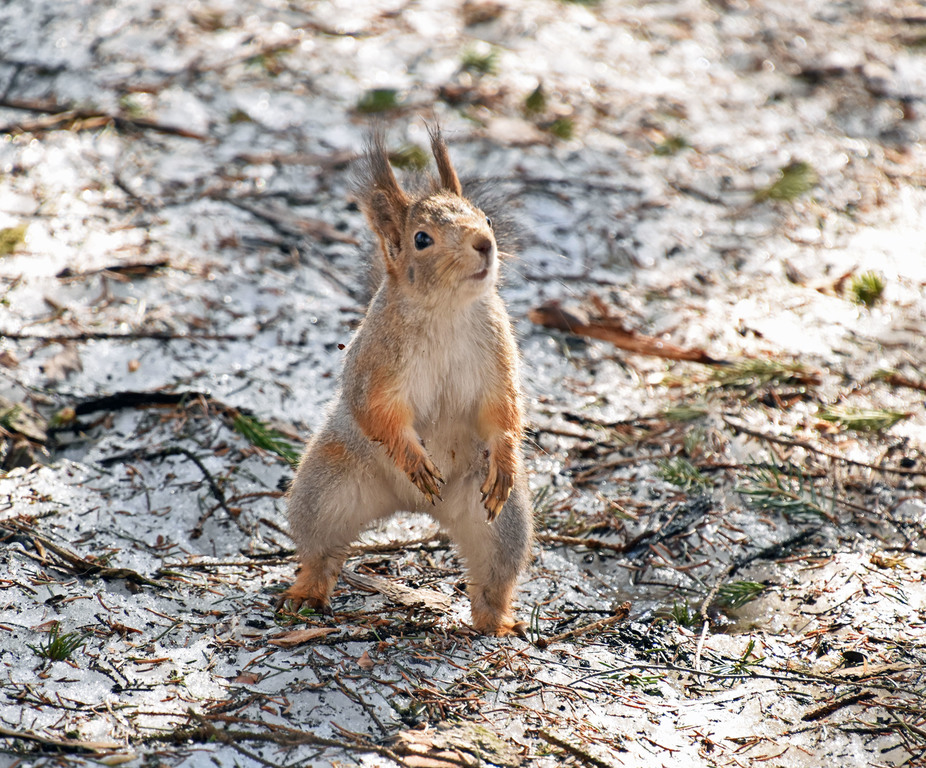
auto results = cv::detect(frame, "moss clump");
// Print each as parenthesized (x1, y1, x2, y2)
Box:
(0, 224, 28, 256)
(461, 46, 498, 76)
(756, 161, 818, 202)
(389, 143, 429, 171)
(524, 84, 547, 115)
(356, 88, 400, 114)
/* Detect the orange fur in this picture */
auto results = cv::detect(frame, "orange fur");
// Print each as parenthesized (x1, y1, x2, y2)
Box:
(353, 370, 444, 501)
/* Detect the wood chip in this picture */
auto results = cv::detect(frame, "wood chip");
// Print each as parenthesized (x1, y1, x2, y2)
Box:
(342, 568, 452, 613)
(267, 627, 338, 647)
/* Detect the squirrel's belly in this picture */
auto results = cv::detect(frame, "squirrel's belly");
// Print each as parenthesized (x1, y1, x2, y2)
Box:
(419, 418, 483, 475)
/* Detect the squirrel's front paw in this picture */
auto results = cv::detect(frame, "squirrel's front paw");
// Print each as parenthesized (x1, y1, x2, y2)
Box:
(406, 452, 444, 504)
(480, 461, 513, 522)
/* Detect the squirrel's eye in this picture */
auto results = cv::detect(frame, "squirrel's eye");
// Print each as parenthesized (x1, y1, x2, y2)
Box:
(414, 231, 433, 250)
(486, 217, 493, 228)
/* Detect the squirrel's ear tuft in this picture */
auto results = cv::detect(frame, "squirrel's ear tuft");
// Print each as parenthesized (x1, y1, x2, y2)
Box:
(427, 123, 463, 196)
(354, 127, 410, 262)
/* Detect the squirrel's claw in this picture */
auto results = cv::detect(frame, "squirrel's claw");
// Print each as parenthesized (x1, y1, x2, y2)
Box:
(480, 463, 513, 522)
(407, 453, 444, 503)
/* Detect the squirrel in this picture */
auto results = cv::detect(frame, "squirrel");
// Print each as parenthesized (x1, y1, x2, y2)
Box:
(277, 125, 532, 637)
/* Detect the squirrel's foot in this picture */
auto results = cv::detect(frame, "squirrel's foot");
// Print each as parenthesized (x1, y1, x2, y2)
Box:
(480, 462, 513, 522)
(405, 451, 444, 504)
(469, 580, 523, 637)
(471, 608, 527, 638)
(276, 591, 332, 615)
(275, 565, 337, 615)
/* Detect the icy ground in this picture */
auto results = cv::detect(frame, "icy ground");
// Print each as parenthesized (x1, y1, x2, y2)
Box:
(0, 0, 925, 766)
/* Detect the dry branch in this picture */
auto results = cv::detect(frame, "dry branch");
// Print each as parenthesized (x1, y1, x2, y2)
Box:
(537, 729, 616, 768)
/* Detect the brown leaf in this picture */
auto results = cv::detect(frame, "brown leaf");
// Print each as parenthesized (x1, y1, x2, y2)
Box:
(267, 627, 338, 647)
(41, 344, 83, 382)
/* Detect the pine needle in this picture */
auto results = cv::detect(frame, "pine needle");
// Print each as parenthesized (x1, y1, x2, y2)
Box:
(735, 467, 831, 520)
(656, 457, 712, 491)
(232, 413, 301, 466)
(710, 359, 816, 389)
(818, 405, 910, 433)
(716, 581, 766, 610)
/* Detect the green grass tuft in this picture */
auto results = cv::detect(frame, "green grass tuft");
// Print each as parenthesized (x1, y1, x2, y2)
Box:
(710, 358, 815, 390)
(849, 271, 885, 308)
(524, 84, 547, 115)
(0, 405, 21, 430)
(654, 135, 689, 156)
(713, 638, 765, 675)
(548, 118, 574, 140)
(735, 467, 830, 520)
(660, 405, 708, 423)
(717, 581, 767, 610)
(461, 46, 499, 76)
(29, 623, 87, 662)
(669, 601, 700, 628)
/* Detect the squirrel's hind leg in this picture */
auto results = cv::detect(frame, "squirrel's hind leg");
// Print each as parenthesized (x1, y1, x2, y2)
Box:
(439, 475, 533, 637)
(278, 437, 394, 614)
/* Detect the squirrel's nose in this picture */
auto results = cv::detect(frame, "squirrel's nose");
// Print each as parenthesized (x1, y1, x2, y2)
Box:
(472, 236, 493, 257)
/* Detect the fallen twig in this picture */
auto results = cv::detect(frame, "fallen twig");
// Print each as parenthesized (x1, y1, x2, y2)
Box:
(0, 724, 124, 755)
(536, 602, 630, 649)
(98, 446, 243, 537)
(802, 691, 876, 722)
(0, 519, 166, 589)
(147, 713, 409, 766)
(723, 415, 926, 476)
(537, 729, 616, 768)
(2, 330, 251, 342)
(56, 259, 169, 280)
(0, 97, 208, 139)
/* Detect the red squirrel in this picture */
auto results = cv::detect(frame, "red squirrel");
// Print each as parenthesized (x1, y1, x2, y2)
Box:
(278, 127, 531, 636)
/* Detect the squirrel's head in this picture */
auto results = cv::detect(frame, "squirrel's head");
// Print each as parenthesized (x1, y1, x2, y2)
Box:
(356, 125, 498, 306)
